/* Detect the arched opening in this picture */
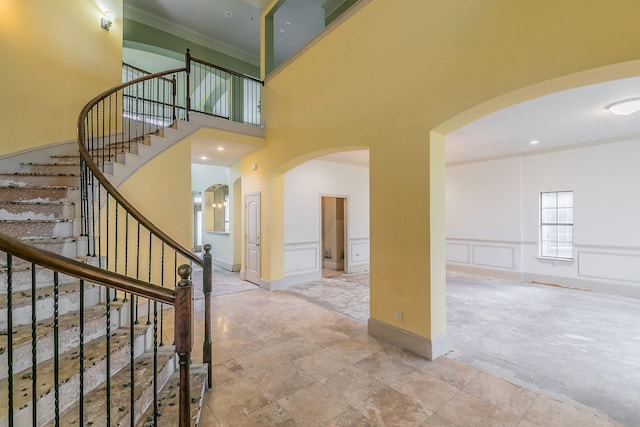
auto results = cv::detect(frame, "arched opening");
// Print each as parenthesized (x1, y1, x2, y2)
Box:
(271, 149, 370, 309)
(438, 69, 640, 424)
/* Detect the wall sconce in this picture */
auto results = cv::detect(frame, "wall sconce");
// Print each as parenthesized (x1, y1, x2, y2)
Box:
(101, 12, 114, 31)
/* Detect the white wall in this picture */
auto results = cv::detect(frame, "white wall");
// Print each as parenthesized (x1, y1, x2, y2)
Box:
(446, 139, 640, 297)
(283, 159, 370, 286)
(191, 163, 240, 271)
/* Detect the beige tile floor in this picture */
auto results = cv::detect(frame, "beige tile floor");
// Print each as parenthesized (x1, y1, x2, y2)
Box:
(162, 268, 619, 427)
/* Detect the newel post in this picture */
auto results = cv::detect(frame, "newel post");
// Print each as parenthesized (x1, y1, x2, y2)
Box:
(203, 244, 213, 388)
(175, 264, 193, 427)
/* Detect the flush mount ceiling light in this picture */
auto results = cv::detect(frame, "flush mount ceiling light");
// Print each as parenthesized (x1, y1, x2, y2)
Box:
(606, 97, 640, 115)
(530, 140, 539, 145)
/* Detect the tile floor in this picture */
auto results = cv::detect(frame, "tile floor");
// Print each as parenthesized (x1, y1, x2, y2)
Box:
(170, 267, 622, 426)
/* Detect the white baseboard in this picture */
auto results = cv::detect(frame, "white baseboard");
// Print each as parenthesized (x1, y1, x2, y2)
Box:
(367, 317, 450, 361)
(213, 257, 240, 272)
(447, 263, 522, 282)
(349, 263, 370, 274)
(259, 271, 322, 291)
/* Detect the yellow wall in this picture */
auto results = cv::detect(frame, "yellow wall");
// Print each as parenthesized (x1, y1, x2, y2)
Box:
(249, 0, 640, 345)
(115, 140, 193, 287)
(0, 0, 123, 157)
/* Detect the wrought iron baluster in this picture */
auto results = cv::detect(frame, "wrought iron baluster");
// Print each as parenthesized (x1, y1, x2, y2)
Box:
(79, 279, 85, 424)
(54, 271, 60, 425)
(153, 299, 159, 425)
(129, 291, 135, 427)
(160, 242, 165, 346)
(114, 202, 119, 301)
(147, 232, 152, 325)
(135, 223, 141, 324)
(31, 263, 37, 424)
(123, 212, 129, 302)
(7, 254, 13, 427)
(105, 287, 111, 425)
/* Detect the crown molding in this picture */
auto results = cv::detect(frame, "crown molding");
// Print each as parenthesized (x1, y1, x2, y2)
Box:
(124, 5, 259, 66)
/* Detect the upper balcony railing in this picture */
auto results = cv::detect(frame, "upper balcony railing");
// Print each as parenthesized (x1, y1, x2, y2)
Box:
(123, 50, 263, 128)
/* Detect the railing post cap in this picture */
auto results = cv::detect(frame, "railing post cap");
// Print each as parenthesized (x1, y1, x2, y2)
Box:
(177, 264, 192, 282)
(204, 244, 212, 254)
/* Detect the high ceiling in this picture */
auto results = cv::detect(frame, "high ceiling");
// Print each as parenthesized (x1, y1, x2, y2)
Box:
(124, 1, 640, 167)
(125, 0, 329, 67)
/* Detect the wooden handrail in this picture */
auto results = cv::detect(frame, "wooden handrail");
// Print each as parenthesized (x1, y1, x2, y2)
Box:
(188, 50, 264, 86)
(122, 62, 174, 83)
(0, 233, 175, 305)
(76, 67, 203, 268)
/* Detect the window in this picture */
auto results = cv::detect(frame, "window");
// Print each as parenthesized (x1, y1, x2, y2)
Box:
(540, 191, 573, 259)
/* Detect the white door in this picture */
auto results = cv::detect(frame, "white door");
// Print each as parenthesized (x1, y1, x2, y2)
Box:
(245, 192, 260, 284)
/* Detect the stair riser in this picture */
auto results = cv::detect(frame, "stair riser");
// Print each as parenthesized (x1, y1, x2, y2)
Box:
(0, 202, 76, 221)
(45, 350, 175, 427)
(0, 257, 100, 292)
(0, 175, 79, 187)
(126, 355, 174, 426)
(0, 285, 101, 331)
(20, 164, 80, 175)
(0, 221, 73, 239)
(0, 239, 78, 269)
(0, 298, 118, 381)
(29, 330, 150, 427)
(0, 187, 79, 203)
(49, 156, 80, 166)
(89, 142, 140, 155)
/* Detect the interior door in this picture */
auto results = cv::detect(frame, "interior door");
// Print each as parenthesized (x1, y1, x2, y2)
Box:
(245, 192, 260, 284)
(193, 203, 202, 253)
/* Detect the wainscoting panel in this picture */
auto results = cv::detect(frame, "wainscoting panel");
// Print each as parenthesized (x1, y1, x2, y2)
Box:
(447, 239, 518, 271)
(473, 245, 515, 269)
(578, 251, 640, 283)
(446, 243, 470, 264)
(284, 241, 319, 275)
(350, 238, 370, 266)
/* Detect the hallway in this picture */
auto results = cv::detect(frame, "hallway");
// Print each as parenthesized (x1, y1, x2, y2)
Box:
(174, 266, 634, 425)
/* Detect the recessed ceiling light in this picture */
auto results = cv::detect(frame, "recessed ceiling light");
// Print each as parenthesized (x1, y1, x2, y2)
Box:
(285, 21, 292, 25)
(530, 140, 539, 145)
(606, 97, 640, 115)
(224, 11, 232, 18)
(277, 37, 285, 43)
(217, 147, 224, 151)
(200, 156, 208, 160)
(280, 29, 285, 33)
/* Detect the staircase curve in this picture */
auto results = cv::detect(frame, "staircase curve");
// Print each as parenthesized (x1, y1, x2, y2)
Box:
(0, 51, 262, 426)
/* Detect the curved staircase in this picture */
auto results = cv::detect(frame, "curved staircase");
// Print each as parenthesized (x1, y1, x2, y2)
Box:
(0, 146, 206, 426)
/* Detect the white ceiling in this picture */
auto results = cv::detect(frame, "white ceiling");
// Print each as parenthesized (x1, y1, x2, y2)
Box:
(446, 76, 640, 165)
(125, 0, 328, 67)
(123, 1, 640, 167)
